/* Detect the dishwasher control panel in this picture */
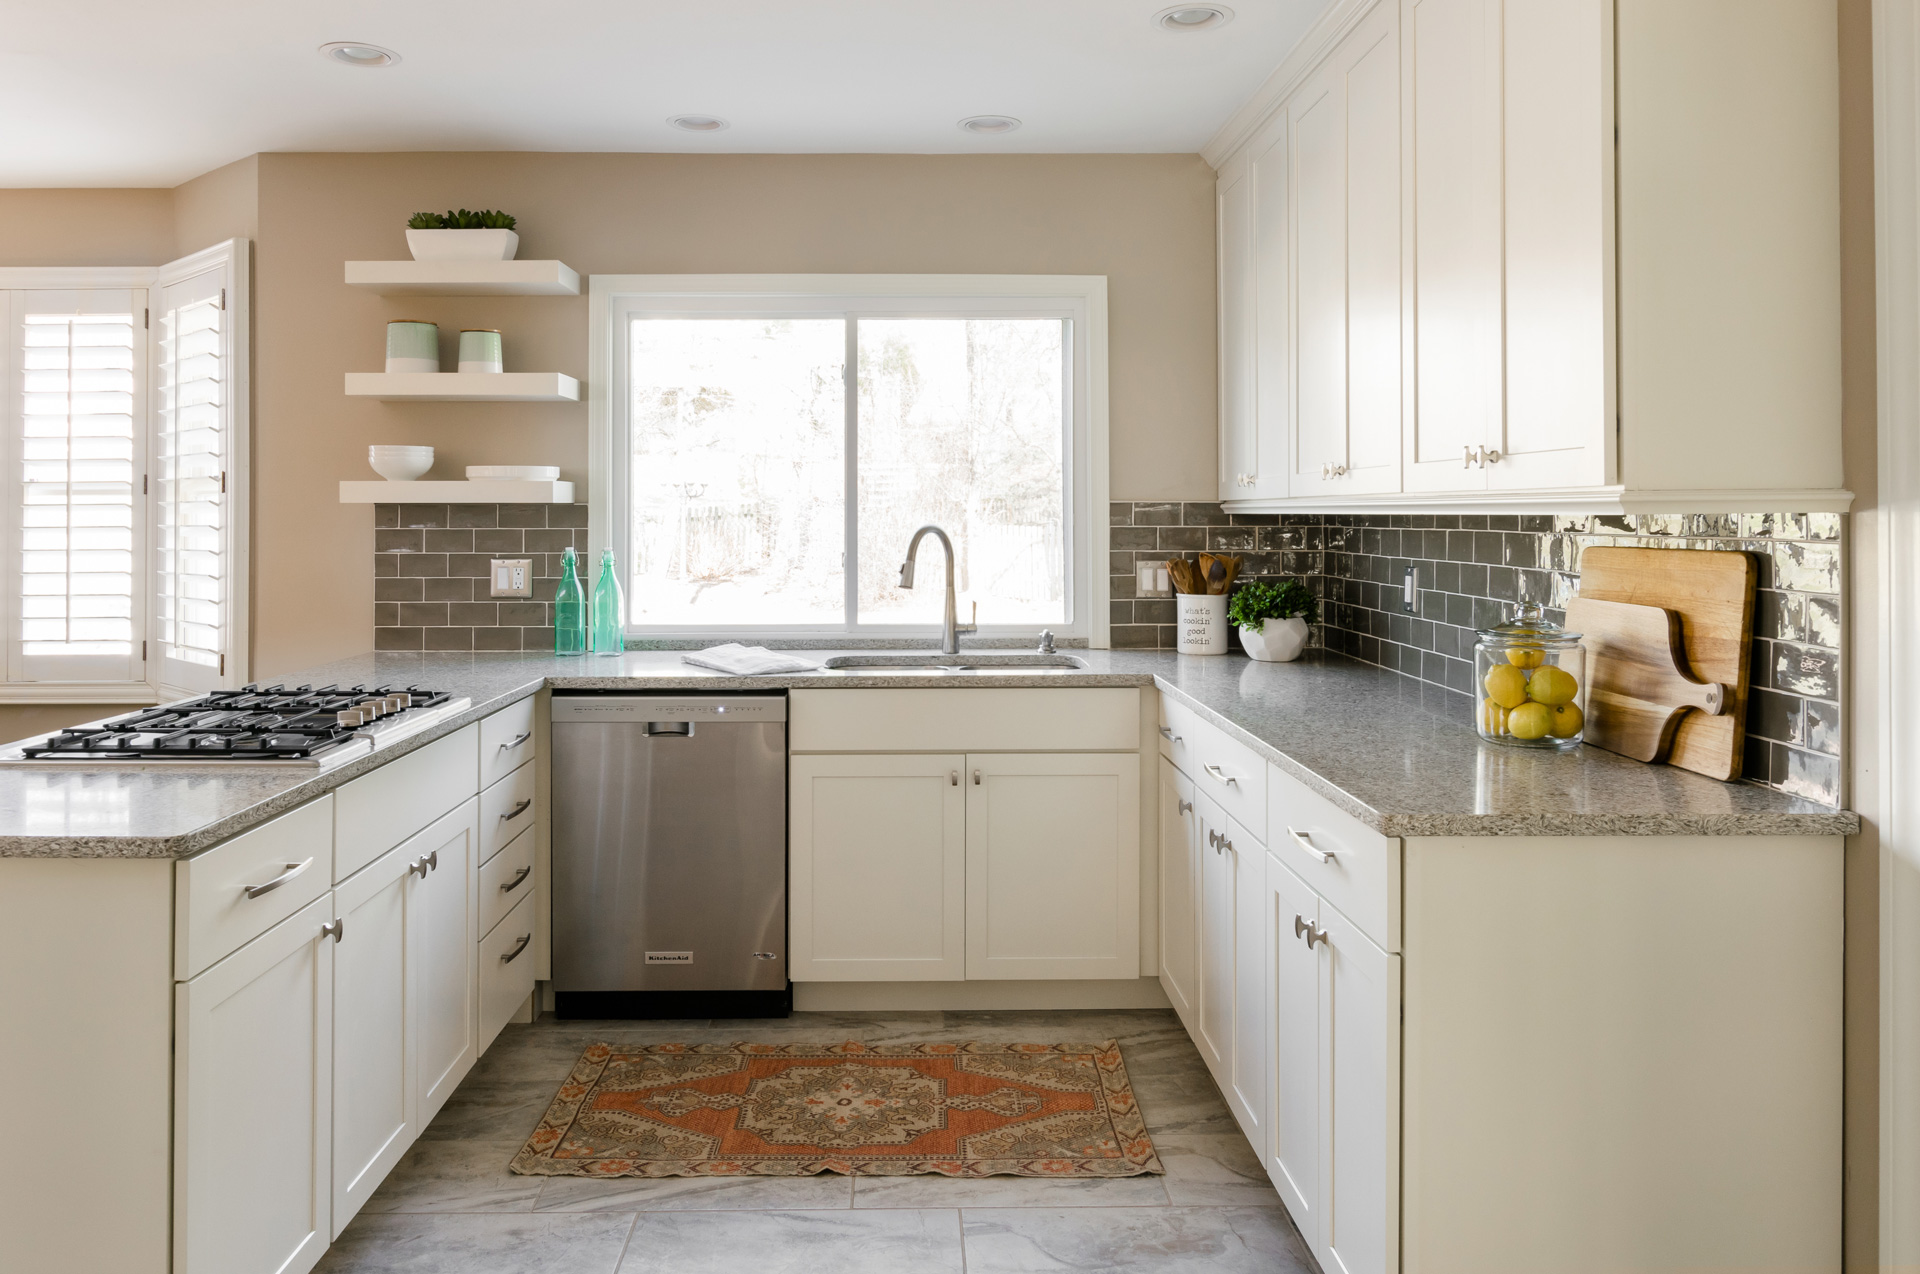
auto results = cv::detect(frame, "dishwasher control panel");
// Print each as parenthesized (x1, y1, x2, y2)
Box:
(551, 694, 788, 723)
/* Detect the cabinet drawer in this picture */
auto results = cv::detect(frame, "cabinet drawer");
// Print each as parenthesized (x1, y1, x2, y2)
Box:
(791, 688, 1139, 752)
(1167, 698, 1267, 842)
(478, 826, 536, 938)
(175, 796, 334, 980)
(478, 890, 537, 1055)
(1267, 763, 1399, 951)
(335, 724, 479, 882)
(480, 758, 536, 865)
(480, 696, 538, 789)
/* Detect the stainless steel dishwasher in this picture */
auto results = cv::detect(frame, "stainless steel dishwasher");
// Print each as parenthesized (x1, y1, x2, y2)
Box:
(550, 693, 788, 1018)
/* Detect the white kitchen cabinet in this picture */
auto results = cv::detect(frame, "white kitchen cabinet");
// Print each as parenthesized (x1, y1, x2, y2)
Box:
(789, 753, 968, 981)
(1215, 0, 1847, 514)
(330, 843, 417, 1234)
(1158, 758, 1200, 1025)
(1319, 900, 1399, 1274)
(965, 752, 1140, 980)
(1265, 852, 1323, 1244)
(1218, 160, 1257, 497)
(1193, 793, 1233, 1076)
(175, 893, 335, 1274)
(479, 889, 539, 1055)
(1225, 815, 1268, 1146)
(409, 800, 479, 1121)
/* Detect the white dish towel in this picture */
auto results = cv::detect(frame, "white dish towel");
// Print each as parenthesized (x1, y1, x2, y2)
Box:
(680, 643, 822, 676)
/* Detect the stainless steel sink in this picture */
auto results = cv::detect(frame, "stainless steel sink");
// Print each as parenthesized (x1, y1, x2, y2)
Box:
(820, 653, 1087, 671)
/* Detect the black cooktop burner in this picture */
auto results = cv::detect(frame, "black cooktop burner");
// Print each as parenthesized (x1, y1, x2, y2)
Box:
(18, 684, 458, 762)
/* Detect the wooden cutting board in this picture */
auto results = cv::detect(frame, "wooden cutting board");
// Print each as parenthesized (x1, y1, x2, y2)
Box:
(1563, 598, 1731, 763)
(1571, 546, 1756, 780)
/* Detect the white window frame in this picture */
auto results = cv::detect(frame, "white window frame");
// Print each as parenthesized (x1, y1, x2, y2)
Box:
(587, 274, 1110, 646)
(0, 241, 250, 704)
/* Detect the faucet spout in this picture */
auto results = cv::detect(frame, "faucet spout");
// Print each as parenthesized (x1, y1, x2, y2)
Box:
(899, 524, 975, 654)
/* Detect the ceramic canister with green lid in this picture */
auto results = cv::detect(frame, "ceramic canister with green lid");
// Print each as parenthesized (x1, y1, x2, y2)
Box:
(385, 320, 439, 373)
(457, 329, 504, 373)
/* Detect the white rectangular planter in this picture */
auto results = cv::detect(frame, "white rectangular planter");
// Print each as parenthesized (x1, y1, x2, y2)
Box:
(404, 229, 519, 262)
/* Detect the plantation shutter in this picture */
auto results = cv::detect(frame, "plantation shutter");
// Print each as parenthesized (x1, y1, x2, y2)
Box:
(5, 288, 145, 683)
(150, 241, 246, 694)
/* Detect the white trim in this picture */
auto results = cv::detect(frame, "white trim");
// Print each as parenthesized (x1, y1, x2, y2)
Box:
(1199, 0, 1382, 169)
(1874, 1, 1920, 1262)
(0, 683, 160, 706)
(1224, 487, 1857, 517)
(586, 274, 1111, 647)
(0, 267, 157, 290)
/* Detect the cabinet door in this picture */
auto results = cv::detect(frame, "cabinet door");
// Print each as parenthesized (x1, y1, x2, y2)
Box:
(966, 753, 1141, 980)
(1288, 62, 1347, 498)
(790, 754, 967, 981)
(1490, 0, 1613, 491)
(1194, 794, 1233, 1078)
(411, 800, 478, 1121)
(1158, 759, 1201, 1026)
(1248, 111, 1291, 501)
(1267, 854, 1323, 1246)
(1404, 0, 1502, 494)
(331, 844, 416, 1235)
(1225, 817, 1267, 1143)
(1219, 156, 1257, 500)
(1320, 902, 1401, 1274)
(175, 893, 334, 1274)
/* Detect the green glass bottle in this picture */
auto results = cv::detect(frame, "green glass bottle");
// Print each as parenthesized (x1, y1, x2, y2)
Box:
(553, 546, 586, 655)
(590, 546, 625, 656)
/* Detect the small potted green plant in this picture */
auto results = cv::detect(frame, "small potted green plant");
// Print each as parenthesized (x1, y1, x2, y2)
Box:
(405, 209, 519, 262)
(1228, 578, 1317, 662)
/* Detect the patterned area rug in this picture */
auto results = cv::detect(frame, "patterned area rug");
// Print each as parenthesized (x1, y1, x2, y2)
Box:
(509, 1040, 1163, 1179)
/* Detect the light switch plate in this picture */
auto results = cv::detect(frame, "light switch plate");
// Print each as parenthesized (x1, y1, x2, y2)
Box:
(1136, 561, 1171, 598)
(491, 559, 533, 598)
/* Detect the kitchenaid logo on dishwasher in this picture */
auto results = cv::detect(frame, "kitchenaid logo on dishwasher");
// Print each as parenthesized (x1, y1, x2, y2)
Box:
(645, 951, 694, 964)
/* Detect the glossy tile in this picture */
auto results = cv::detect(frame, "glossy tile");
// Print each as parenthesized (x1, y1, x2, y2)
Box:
(852, 1172, 1170, 1209)
(316, 1212, 634, 1273)
(359, 1139, 541, 1214)
(959, 1206, 1315, 1274)
(537, 1173, 853, 1213)
(419, 1080, 563, 1142)
(616, 1209, 964, 1274)
(1153, 1135, 1283, 1207)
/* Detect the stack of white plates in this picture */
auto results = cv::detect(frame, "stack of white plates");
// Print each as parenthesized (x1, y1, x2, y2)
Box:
(465, 465, 561, 481)
(369, 445, 434, 481)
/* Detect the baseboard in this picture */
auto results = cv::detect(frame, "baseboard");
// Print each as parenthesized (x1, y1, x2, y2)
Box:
(792, 977, 1173, 1012)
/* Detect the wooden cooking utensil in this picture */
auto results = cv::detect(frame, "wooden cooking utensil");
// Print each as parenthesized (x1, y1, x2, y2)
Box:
(1564, 597, 1731, 763)
(1199, 553, 1242, 595)
(1166, 558, 1200, 595)
(1571, 547, 1756, 780)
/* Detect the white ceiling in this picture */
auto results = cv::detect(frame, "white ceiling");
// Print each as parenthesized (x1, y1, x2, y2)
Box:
(2, 0, 1333, 187)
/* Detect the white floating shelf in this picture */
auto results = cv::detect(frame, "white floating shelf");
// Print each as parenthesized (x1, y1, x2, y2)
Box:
(340, 480, 575, 504)
(343, 259, 581, 296)
(345, 372, 581, 402)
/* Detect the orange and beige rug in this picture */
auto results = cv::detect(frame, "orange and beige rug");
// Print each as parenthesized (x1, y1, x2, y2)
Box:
(508, 1040, 1162, 1179)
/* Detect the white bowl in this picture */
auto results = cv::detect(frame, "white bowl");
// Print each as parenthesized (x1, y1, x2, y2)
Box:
(369, 446, 433, 481)
(465, 465, 560, 481)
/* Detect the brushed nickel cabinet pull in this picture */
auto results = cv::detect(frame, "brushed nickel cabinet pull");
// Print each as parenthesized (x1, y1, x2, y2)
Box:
(500, 798, 532, 822)
(500, 933, 532, 964)
(243, 857, 313, 899)
(499, 866, 532, 894)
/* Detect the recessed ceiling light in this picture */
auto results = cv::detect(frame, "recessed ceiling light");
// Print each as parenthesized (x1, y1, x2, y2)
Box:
(1155, 5, 1233, 31)
(958, 115, 1022, 135)
(669, 115, 729, 132)
(319, 41, 400, 67)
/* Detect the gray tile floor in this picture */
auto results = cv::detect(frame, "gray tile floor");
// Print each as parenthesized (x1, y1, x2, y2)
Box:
(316, 1009, 1320, 1274)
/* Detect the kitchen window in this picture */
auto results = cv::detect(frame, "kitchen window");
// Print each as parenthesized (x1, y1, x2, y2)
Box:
(0, 241, 250, 702)
(589, 276, 1109, 643)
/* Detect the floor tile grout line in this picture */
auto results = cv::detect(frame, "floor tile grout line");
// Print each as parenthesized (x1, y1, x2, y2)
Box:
(609, 1212, 641, 1274)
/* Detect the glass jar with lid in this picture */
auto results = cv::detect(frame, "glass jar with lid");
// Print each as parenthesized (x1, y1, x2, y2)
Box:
(1474, 601, 1586, 749)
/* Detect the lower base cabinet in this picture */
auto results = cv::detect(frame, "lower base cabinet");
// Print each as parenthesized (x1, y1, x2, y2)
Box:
(331, 844, 416, 1235)
(175, 894, 335, 1274)
(409, 801, 480, 1123)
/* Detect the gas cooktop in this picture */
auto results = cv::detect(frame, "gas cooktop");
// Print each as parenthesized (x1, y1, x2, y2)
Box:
(1, 684, 473, 770)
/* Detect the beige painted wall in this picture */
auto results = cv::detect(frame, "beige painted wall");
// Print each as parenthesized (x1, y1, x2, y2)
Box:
(248, 151, 1217, 676)
(0, 188, 175, 266)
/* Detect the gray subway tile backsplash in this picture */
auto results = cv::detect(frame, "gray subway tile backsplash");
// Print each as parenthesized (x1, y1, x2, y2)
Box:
(1110, 501, 1845, 804)
(373, 504, 587, 654)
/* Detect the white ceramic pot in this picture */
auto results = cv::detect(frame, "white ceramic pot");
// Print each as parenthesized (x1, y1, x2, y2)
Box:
(1176, 593, 1229, 655)
(405, 228, 520, 261)
(1238, 615, 1309, 662)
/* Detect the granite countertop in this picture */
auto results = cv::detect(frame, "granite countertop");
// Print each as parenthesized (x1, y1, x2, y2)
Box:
(0, 648, 1857, 858)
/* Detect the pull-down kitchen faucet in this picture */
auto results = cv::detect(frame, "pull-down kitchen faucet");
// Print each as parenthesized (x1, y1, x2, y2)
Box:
(898, 524, 976, 654)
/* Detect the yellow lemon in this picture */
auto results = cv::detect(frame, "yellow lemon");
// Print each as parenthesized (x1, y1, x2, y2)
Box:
(1508, 701, 1553, 740)
(1548, 701, 1584, 739)
(1526, 664, 1578, 706)
(1507, 646, 1545, 669)
(1481, 697, 1509, 735)
(1483, 663, 1529, 710)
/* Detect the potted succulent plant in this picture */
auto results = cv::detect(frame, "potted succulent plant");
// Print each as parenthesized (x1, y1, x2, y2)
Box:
(1228, 578, 1317, 662)
(405, 209, 520, 261)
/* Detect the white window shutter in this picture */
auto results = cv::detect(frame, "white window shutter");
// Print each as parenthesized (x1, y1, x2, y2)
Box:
(5, 288, 145, 684)
(151, 240, 248, 695)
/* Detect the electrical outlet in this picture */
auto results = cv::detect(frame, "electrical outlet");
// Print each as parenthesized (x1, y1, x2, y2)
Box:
(1402, 565, 1419, 613)
(1136, 561, 1171, 598)
(491, 559, 533, 598)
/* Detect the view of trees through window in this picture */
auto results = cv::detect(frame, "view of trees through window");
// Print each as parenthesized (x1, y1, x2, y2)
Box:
(627, 315, 1068, 629)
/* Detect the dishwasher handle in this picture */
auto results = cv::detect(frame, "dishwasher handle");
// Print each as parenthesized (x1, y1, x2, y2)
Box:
(642, 721, 694, 737)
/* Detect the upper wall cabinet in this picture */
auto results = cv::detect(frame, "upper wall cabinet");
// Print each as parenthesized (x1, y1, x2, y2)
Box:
(1213, 0, 1848, 514)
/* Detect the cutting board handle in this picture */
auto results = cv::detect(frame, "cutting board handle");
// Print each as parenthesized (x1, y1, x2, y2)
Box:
(1687, 681, 1728, 717)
